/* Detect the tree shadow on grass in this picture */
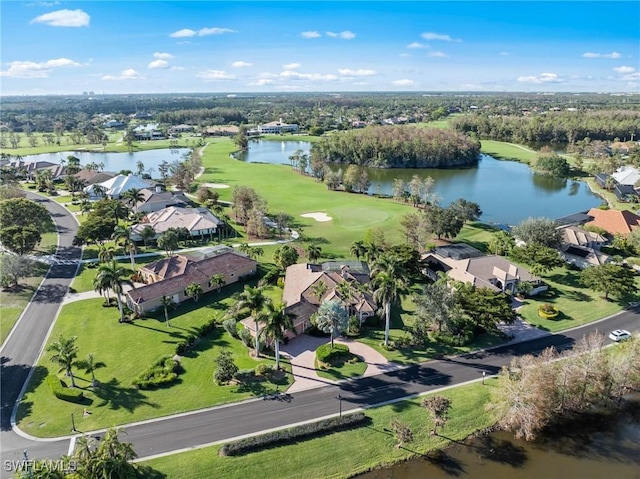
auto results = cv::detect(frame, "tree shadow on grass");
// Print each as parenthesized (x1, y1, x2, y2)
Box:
(91, 378, 159, 413)
(8, 365, 49, 430)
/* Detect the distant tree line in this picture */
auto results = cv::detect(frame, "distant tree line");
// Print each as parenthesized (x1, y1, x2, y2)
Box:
(452, 110, 640, 144)
(311, 126, 481, 168)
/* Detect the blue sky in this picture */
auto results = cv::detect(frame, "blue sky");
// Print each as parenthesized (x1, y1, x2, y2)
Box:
(1, 1, 638, 95)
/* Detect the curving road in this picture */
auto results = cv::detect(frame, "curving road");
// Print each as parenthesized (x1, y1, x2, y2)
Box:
(1, 194, 639, 478)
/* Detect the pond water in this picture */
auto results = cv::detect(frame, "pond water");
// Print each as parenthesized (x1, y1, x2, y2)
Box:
(18, 149, 187, 175)
(357, 410, 640, 479)
(237, 140, 602, 226)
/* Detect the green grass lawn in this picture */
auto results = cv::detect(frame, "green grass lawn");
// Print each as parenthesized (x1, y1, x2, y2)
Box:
(142, 380, 497, 479)
(0, 262, 49, 344)
(518, 266, 640, 332)
(315, 345, 368, 381)
(71, 256, 162, 293)
(480, 140, 538, 164)
(17, 283, 292, 437)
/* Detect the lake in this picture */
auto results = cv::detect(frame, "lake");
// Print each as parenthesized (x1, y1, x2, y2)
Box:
(237, 140, 602, 226)
(357, 409, 640, 479)
(17, 149, 187, 175)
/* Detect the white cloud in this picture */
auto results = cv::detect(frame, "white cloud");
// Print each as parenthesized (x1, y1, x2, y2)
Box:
(392, 79, 415, 86)
(170, 66, 185, 71)
(283, 62, 301, 70)
(102, 69, 144, 81)
(148, 59, 169, 69)
(622, 72, 640, 81)
(421, 32, 461, 42)
(428, 51, 448, 58)
(30, 9, 89, 27)
(231, 61, 253, 68)
(170, 27, 236, 38)
(338, 68, 376, 76)
(499, 51, 510, 56)
(196, 70, 236, 81)
(153, 52, 173, 60)
(399, 53, 411, 57)
(300, 31, 321, 38)
(517, 72, 565, 84)
(613, 66, 636, 73)
(406, 42, 429, 49)
(326, 30, 356, 39)
(582, 51, 621, 59)
(0, 57, 82, 78)
(280, 70, 338, 82)
(249, 79, 274, 86)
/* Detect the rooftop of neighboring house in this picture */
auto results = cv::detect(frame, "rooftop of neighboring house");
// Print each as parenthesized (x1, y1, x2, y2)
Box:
(86, 174, 155, 198)
(559, 225, 607, 246)
(611, 165, 640, 186)
(585, 208, 640, 236)
(74, 169, 117, 184)
(554, 211, 594, 227)
(136, 188, 189, 208)
(131, 206, 221, 235)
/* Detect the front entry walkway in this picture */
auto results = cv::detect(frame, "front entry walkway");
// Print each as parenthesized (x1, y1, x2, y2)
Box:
(281, 334, 400, 393)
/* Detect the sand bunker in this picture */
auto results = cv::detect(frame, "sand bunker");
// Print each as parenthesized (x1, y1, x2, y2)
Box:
(301, 212, 332, 222)
(201, 183, 230, 189)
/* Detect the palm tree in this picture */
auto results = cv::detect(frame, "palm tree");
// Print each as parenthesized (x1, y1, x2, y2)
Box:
(122, 188, 144, 213)
(47, 335, 79, 388)
(248, 246, 264, 261)
(112, 226, 137, 271)
(105, 199, 129, 225)
(258, 302, 294, 370)
(93, 272, 111, 305)
(78, 428, 138, 478)
(235, 285, 269, 354)
(160, 295, 172, 327)
(95, 260, 133, 323)
(76, 352, 106, 387)
(237, 242, 251, 255)
(97, 244, 115, 263)
(371, 255, 408, 348)
(350, 240, 366, 260)
(185, 282, 203, 302)
(210, 273, 225, 293)
(307, 243, 322, 263)
(311, 280, 328, 302)
(80, 199, 93, 216)
(489, 230, 515, 256)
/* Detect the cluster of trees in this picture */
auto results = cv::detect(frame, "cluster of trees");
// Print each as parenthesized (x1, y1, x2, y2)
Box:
(489, 333, 640, 441)
(310, 126, 481, 168)
(231, 185, 271, 238)
(452, 110, 640, 144)
(47, 334, 105, 389)
(534, 151, 571, 177)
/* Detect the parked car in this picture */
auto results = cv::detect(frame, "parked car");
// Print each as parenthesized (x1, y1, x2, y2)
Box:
(608, 329, 632, 342)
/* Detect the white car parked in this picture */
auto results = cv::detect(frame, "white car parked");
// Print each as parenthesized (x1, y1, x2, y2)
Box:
(608, 329, 632, 342)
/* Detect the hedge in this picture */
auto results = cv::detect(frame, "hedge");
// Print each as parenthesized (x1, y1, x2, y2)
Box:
(133, 355, 182, 389)
(175, 318, 217, 355)
(46, 375, 85, 403)
(316, 343, 349, 364)
(219, 412, 369, 456)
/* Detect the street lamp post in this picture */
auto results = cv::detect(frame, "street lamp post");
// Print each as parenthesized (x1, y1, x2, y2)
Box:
(71, 413, 77, 432)
(482, 371, 486, 385)
(336, 394, 343, 418)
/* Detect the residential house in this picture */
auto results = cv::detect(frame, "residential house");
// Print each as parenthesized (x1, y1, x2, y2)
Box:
(130, 206, 222, 242)
(250, 119, 299, 135)
(554, 211, 594, 227)
(611, 165, 640, 186)
(557, 225, 611, 269)
(421, 244, 546, 295)
(75, 169, 116, 185)
(135, 187, 189, 214)
(169, 124, 194, 135)
(245, 261, 377, 339)
(584, 208, 640, 236)
(132, 123, 164, 141)
(203, 126, 240, 137)
(103, 120, 125, 129)
(614, 184, 639, 203)
(126, 246, 256, 314)
(83, 174, 155, 199)
(594, 173, 611, 189)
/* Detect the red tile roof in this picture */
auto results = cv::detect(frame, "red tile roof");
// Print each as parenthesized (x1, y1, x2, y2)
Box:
(585, 208, 640, 235)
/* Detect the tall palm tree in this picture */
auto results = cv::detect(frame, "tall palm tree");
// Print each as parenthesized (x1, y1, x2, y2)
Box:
(112, 225, 137, 271)
(237, 242, 251, 255)
(311, 280, 328, 302)
(210, 273, 225, 293)
(78, 428, 138, 478)
(258, 302, 294, 370)
(47, 335, 79, 388)
(122, 188, 144, 213)
(371, 255, 408, 348)
(105, 199, 129, 225)
(97, 244, 115, 263)
(248, 246, 264, 261)
(76, 352, 106, 388)
(307, 243, 322, 263)
(350, 240, 366, 261)
(160, 295, 172, 327)
(95, 260, 133, 323)
(235, 285, 270, 354)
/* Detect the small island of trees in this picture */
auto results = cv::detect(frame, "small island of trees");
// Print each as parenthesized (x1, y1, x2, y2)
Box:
(310, 126, 481, 169)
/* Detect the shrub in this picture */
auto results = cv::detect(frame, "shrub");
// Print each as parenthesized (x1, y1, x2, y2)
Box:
(258, 268, 280, 286)
(255, 363, 272, 377)
(276, 277, 285, 288)
(46, 375, 85, 403)
(347, 316, 360, 336)
(538, 303, 559, 319)
(223, 318, 239, 338)
(238, 327, 253, 348)
(430, 330, 474, 347)
(213, 351, 238, 385)
(133, 355, 182, 389)
(316, 343, 349, 365)
(219, 412, 369, 456)
(197, 318, 217, 337)
(175, 334, 198, 355)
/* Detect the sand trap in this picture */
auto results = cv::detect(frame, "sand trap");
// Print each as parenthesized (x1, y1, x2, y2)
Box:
(201, 183, 230, 189)
(301, 212, 332, 222)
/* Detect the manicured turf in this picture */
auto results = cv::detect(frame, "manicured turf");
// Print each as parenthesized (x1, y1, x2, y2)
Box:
(315, 348, 368, 381)
(480, 140, 538, 164)
(71, 257, 161, 293)
(0, 262, 49, 344)
(142, 381, 497, 479)
(17, 284, 292, 437)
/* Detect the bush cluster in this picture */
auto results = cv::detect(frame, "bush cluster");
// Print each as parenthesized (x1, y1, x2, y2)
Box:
(46, 375, 85, 403)
(316, 343, 349, 364)
(258, 268, 280, 286)
(133, 355, 182, 389)
(219, 412, 368, 456)
(222, 318, 239, 338)
(175, 319, 217, 355)
(430, 330, 474, 347)
(538, 304, 560, 319)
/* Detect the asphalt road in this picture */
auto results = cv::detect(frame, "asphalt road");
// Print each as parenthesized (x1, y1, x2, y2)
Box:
(1, 195, 638, 477)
